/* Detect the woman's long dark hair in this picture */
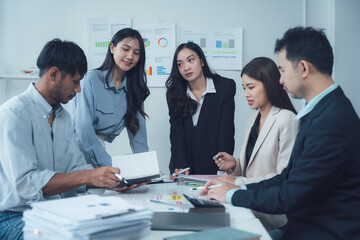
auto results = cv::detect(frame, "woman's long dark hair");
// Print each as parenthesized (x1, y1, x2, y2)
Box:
(96, 28, 150, 136)
(165, 42, 217, 122)
(241, 57, 297, 114)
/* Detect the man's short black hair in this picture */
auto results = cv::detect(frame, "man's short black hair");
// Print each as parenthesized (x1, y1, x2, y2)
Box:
(274, 26, 333, 76)
(37, 38, 87, 77)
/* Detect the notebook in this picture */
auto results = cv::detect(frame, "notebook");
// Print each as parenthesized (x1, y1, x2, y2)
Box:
(112, 151, 160, 186)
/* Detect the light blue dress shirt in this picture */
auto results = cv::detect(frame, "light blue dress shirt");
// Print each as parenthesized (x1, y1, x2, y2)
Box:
(226, 83, 339, 205)
(0, 84, 93, 212)
(71, 70, 149, 167)
(294, 83, 339, 121)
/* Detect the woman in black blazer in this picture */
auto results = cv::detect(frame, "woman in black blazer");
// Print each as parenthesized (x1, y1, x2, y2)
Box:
(166, 42, 235, 175)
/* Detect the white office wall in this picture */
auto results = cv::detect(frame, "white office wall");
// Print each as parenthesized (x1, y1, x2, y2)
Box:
(305, 0, 335, 46)
(333, 0, 360, 116)
(0, 0, 358, 174)
(305, 0, 360, 115)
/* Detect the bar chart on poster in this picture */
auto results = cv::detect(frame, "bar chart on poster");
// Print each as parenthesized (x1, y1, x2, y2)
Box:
(178, 27, 243, 71)
(88, 18, 131, 69)
(87, 18, 242, 86)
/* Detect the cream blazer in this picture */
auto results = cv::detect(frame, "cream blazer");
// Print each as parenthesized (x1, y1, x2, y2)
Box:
(232, 106, 298, 185)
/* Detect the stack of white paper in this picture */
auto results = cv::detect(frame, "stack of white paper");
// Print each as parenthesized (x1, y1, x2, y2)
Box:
(23, 195, 153, 240)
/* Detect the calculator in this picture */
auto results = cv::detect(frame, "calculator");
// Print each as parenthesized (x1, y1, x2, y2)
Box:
(183, 194, 225, 208)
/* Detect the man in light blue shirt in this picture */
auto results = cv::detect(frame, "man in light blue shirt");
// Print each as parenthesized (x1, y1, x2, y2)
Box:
(0, 39, 130, 239)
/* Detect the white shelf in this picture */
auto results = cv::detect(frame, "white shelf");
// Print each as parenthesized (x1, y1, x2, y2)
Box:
(0, 75, 38, 80)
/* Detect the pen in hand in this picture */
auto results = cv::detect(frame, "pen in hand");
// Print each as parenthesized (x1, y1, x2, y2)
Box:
(172, 167, 190, 177)
(115, 173, 128, 184)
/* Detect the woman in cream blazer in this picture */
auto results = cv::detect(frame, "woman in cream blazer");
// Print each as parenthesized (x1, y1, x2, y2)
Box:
(231, 106, 298, 185)
(214, 57, 298, 231)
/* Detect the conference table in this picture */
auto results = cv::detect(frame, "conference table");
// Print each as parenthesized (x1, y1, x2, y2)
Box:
(103, 178, 271, 240)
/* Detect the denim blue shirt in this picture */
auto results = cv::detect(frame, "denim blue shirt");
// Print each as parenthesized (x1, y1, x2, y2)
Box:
(0, 84, 93, 212)
(71, 70, 148, 167)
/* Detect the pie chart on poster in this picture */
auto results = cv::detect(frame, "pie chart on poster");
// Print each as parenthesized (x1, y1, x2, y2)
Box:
(158, 37, 168, 47)
(143, 38, 151, 47)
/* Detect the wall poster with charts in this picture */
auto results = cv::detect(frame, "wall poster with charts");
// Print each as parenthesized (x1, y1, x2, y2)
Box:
(88, 18, 131, 69)
(133, 23, 176, 87)
(178, 27, 243, 71)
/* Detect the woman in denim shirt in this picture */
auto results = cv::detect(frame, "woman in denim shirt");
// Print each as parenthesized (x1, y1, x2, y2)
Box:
(71, 28, 150, 167)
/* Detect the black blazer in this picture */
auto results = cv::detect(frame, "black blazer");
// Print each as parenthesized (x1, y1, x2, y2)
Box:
(168, 75, 235, 174)
(230, 87, 360, 239)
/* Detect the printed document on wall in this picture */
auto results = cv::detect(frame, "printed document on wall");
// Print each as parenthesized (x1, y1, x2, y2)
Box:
(178, 27, 243, 70)
(88, 18, 131, 69)
(133, 23, 176, 87)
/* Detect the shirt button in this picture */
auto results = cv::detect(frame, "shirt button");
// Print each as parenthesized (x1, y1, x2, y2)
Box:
(43, 115, 46, 118)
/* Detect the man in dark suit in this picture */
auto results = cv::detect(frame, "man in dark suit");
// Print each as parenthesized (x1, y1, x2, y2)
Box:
(201, 27, 360, 240)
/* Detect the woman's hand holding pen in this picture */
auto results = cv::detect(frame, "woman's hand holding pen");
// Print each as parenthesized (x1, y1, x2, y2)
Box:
(170, 167, 190, 181)
(214, 152, 236, 172)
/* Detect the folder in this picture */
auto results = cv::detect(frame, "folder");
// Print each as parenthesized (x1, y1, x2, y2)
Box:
(151, 212, 230, 231)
